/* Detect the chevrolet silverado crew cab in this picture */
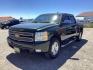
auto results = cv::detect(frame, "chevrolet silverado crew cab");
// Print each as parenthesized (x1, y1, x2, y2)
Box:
(7, 13, 83, 59)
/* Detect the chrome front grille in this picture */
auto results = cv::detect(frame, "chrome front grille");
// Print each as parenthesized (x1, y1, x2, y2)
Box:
(9, 29, 34, 42)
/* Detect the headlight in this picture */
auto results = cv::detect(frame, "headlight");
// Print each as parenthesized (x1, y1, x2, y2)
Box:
(35, 32, 48, 41)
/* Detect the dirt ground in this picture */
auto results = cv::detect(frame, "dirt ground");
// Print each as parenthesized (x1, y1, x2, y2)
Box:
(0, 28, 93, 70)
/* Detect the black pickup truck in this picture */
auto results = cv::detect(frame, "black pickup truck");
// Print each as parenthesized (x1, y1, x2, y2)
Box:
(7, 13, 83, 59)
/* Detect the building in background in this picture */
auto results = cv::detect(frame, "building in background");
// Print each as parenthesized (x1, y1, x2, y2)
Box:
(76, 11, 93, 23)
(0, 16, 14, 22)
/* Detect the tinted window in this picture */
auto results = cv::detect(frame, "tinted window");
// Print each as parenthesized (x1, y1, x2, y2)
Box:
(61, 14, 71, 24)
(69, 15, 76, 24)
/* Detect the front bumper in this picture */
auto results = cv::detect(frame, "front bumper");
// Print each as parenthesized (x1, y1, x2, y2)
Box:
(7, 37, 50, 52)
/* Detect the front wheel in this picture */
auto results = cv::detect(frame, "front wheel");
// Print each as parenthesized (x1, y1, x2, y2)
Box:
(45, 38, 61, 59)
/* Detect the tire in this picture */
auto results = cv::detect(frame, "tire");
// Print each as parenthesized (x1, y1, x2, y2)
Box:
(45, 38, 61, 59)
(75, 32, 82, 41)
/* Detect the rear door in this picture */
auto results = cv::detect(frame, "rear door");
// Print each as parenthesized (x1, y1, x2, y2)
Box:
(60, 14, 77, 40)
(69, 15, 78, 36)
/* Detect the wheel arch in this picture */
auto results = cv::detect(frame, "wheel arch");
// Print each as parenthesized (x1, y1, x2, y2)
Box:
(49, 32, 61, 43)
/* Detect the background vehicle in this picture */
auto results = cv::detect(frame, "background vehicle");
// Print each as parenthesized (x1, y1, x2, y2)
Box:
(7, 13, 83, 59)
(0, 19, 20, 29)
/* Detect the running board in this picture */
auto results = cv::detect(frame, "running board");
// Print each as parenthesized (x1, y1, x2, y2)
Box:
(61, 40, 75, 47)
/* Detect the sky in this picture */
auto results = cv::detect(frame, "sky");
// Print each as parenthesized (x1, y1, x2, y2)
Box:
(0, 0, 93, 19)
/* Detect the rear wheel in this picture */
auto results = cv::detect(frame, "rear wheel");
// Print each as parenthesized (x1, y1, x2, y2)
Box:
(75, 32, 82, 41)
(45, 38, 61, 59)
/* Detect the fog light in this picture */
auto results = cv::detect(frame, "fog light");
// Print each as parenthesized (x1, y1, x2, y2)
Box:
(35, 49, 41, 52)
(14, 47, 20, 53)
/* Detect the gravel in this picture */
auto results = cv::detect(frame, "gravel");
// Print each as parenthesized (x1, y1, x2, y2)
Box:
(0, 28, 93, 70)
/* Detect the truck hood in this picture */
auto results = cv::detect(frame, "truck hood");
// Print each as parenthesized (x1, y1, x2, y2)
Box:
(11, 23, 57, 31)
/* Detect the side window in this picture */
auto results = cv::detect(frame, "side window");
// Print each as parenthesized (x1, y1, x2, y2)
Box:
(69, 15, 76, 24)
(61, 15, 70, 24)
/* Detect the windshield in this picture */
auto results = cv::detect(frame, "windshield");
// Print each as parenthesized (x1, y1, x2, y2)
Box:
(32, 14, 59, 24)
